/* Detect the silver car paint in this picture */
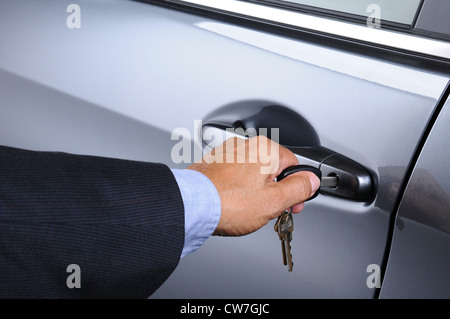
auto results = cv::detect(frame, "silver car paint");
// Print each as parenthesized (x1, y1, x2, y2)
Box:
(0, 0, 448, 298)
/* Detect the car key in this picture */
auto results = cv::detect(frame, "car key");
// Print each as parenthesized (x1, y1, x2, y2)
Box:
(273, 214, 287, 266)
(277, 165, 339, 200)
(274, 165, 339, 272)
(274, 208, 294, 271)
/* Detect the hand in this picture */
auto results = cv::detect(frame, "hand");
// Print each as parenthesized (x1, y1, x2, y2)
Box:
(187, 136, 320, 236)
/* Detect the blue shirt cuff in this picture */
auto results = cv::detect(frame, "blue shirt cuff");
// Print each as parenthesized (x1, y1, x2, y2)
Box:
(171, 168, 221, 258)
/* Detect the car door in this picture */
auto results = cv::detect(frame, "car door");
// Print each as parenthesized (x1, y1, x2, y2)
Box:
(0, 0, 449, 298)
(379, 96, 450, 298)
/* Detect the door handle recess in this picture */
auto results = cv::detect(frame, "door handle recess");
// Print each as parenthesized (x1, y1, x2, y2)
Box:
(202, 104, 375, 203)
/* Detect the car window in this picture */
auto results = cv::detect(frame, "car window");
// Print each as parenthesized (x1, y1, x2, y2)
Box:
(255, 0, 422, 25)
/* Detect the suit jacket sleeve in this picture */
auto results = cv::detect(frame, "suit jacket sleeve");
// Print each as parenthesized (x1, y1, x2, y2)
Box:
(0, 145, 185, 298)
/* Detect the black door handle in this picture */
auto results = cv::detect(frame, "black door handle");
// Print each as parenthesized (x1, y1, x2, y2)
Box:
(201, 103, 375, 203)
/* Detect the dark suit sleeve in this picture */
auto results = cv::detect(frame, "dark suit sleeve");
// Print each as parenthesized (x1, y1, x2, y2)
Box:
(0, 145, 185, 298)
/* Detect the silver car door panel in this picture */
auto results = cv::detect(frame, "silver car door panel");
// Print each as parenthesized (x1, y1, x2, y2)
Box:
(0, 0, 448, 298)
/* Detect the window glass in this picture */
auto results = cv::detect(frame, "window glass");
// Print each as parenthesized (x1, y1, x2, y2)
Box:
(273, 0, 422, 25)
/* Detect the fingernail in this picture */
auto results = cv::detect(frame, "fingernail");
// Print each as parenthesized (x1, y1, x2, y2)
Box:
(309, 175, 321, 196)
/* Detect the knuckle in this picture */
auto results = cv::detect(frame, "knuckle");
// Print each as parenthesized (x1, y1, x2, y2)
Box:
(286, 175, 312, 204)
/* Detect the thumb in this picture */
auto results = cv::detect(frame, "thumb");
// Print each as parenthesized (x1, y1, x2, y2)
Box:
(275, 172, 321, 210)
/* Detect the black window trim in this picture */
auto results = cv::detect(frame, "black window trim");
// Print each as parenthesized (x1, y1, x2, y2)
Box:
(137, 0, 450, 68)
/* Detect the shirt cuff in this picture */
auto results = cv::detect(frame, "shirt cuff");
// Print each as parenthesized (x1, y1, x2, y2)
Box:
(171, 168, 221, 258)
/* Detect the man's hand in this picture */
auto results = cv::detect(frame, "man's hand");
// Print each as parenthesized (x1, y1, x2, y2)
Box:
(187, 136, 320, 236)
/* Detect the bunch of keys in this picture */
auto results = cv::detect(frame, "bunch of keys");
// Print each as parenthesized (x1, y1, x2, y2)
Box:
(274, 165, 338, 272)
